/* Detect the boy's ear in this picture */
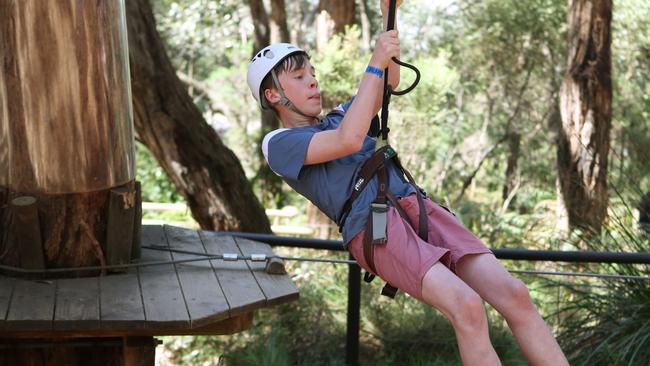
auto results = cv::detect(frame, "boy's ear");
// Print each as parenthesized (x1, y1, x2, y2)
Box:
(264, 88, 281, 105)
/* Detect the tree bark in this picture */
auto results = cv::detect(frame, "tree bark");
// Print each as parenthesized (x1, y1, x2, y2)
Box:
(248, 0, 270, 48)
(126, 0, 271, 233)
(317, 0, 356, 51)
(358, 0, 372, 51)
(0, 0, 139, 272)
(270, 0, 290, 43)
(247, 0, 286, 208)
(502, 131, 521, 206)
(557, 0, 612, 233)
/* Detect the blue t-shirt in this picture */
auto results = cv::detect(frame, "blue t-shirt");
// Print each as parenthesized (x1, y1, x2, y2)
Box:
(262, 98, 416, 245)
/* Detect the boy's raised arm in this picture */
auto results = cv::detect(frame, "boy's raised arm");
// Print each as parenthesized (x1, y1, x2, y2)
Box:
(304, 29, 400, 165)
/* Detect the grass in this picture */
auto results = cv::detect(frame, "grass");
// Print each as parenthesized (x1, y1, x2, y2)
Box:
(552, 203, 650, 366)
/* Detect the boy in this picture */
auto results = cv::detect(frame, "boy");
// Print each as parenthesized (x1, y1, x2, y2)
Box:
(247, 1, 568, 364)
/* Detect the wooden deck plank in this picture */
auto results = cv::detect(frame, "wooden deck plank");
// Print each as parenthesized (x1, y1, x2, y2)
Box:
(53, 277, 99, 330)
(234, 237, 299, 307)
(163, 225, 230, 328)
(4, 312, 254, 338)
(138, 225, 190, 329)
(0, 277, 14, 329)
(198, 231, 266, 316)
(5, 279, 55, 330)
(100, 273, 145, 329)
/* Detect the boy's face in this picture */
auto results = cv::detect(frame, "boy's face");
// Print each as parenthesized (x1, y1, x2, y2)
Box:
(274, 59, 321, 117)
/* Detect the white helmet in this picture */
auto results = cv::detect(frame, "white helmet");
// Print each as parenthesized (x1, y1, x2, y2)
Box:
(247, 43, 305, 108)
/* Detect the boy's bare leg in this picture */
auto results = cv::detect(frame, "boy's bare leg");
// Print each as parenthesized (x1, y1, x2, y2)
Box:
(455, 254, 569, 366)
(420, 263, 501, 366)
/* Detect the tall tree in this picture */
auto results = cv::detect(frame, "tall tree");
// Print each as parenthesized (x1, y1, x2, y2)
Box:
(557, 0, 612, 232)
(270, 0, 291, 43)
(247, 0, 289, 207)
(317, 0, 356, 51)
(358, 0, 372, 51)
(126, 0, 271, 233)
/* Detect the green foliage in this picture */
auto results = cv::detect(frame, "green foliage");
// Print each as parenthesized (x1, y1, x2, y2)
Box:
(145, 0, 650, 364)
(135, 142, 182, 203)
(554, 199, 650, 365)
(153, 0, 245, 78)
(312, 26, 368, 109)
(611, 0, 650, 185)
(389, 53, 461, 198)
(162, 248, 529, 366)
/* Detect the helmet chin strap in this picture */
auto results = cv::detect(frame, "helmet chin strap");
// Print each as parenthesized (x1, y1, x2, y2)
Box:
(271, 70, 319, 122)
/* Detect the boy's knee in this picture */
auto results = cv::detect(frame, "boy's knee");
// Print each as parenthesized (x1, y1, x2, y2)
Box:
(507, 278, 534, 309)
(502, 278, 538, 325)
(449, 290, 487, 332)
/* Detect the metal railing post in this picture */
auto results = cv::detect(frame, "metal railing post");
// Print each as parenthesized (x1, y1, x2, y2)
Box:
(346, 253, 361, 366)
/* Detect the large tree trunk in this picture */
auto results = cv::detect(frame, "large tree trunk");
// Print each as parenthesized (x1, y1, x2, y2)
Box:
(126, 0, 271, 233)
(317, 0, 356, 51)
(0, 1, 149, 363)
(0, 0, 138, 271)
(270, 0, 290, 44)
(247, 0, 287, 208)
(557, 0, 612, 233)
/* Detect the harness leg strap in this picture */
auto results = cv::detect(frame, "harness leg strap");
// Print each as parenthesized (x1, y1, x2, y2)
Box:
(362, 211, 378, 276)
(381, 284, 399, 298)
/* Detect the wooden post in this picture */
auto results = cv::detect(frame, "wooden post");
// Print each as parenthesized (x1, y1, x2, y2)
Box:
(122, 337, 157, 366)
(131, 182, 143, 260)
(10, 196, 44, 269)
(0, 187, 8, 263)
(106, 186, 136, 270)
(0, 337, 154, 366)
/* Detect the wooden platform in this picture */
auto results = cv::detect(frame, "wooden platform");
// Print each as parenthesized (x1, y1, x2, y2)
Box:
(0, 225, 299, 337)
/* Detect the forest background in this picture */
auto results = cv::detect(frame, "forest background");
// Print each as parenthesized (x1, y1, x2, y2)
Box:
(127, 0, 650, 365)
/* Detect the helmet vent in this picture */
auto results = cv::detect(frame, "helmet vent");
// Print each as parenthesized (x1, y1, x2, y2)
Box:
(263, 50, 274, 58)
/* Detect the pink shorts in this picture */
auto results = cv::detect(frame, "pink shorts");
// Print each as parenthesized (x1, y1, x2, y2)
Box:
(347, 194, 491, 302)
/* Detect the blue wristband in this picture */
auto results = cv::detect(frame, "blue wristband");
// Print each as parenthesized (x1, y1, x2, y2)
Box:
(365, 66, 384, 78)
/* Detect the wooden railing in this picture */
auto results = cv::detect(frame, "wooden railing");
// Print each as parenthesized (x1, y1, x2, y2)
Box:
(142, 202, 317, 236)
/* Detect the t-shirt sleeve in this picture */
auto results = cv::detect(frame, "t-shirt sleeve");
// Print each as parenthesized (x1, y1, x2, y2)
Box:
(329, 96, 355, 115)
(262, 128, 315, 181)
(329, 96, 378, 136)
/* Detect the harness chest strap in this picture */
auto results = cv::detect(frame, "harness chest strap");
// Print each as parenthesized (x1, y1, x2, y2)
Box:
(339, 146, 430, 298)
(338, 146, 394, 228)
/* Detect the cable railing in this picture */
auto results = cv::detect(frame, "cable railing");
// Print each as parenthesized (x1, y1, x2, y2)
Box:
(225, 231, 650, 366)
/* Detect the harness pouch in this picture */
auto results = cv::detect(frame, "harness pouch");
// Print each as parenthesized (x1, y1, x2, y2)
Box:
(370, 203, 388, 244)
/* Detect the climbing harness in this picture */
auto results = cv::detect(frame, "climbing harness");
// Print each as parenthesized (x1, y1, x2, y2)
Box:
(338, 0, 425, 298)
